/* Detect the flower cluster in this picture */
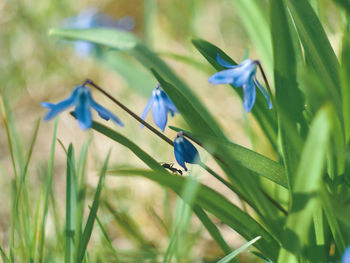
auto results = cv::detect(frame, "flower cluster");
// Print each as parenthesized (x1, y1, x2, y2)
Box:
(42, 52, 271, 171)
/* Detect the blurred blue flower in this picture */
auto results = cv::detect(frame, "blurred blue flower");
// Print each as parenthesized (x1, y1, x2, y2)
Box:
(62, 8, 135, 57)
(174, 132, 200, 171)
(209, 54, 272, 113)
(42, 85, 123, 130)
(342, 246, 350, 263)
(141, 84, 178, 132)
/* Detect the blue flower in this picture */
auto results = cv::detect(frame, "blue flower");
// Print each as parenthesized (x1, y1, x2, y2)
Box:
(209, 54, 272, 113)
(141, 84, 178, 132)
(42, 85, 123, 130)
(62, 8, 135, 57)
(342, 246, 350, 263)
(174, 132, 200, 171)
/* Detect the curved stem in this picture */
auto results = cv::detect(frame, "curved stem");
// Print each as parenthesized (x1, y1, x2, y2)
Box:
(83, 79, 173, 146)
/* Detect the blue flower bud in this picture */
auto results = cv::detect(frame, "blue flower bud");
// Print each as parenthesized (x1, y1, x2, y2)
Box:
(173, 132, 200, 171)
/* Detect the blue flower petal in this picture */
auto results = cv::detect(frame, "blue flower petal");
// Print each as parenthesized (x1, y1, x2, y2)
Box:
(141, 94, 155, 122)
(152, 96, 168, 132)
(216, 53, 237, 68)
(42, 91, 78, 121)
(254, 78, 272, 109)
(242, 79, 256, 113)
(208, 69, 237, 84)
(74, 91, 92, 130)
(160, 90, 178, 113)
(90, 97, 124, 126)
(342, 246, 350, 263)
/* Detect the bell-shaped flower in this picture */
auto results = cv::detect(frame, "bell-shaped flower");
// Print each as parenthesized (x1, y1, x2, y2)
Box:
(209, 54, 272, 113)
(173, 132, 200, 171)
(62, 8, 135, 57)
(42, 85, 123, 130)
(141, 84, 178, 132)
(343, 246, 350, 263)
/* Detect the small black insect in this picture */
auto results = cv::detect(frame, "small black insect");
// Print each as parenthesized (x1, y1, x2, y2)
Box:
(161, 163, 183, 175)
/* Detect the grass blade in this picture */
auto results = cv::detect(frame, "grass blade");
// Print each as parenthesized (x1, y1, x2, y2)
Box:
(38, 118, 58, 263)
(216, 236, 261, 263)
(193, 206, 231, 255)
(65, 144, 76, 263)
(76, 151, 110, 262)
(277, 105, 332, 262)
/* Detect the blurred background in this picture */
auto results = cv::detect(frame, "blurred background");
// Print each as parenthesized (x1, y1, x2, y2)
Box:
(0, 0, 343, 262)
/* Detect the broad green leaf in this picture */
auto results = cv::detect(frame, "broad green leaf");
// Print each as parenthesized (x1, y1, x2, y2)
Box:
(77, 151, 110, 262)
(341, 25, 350, 144)
(277, 106, 332, 263)
(110, 169, 280, 260)
(270, 0, 303, 191)
(192, 38, 278, 151)
(169, 126, 287, 188)
(270, 0, 304, 122)
(49, 28, 139, 50)
(286, 0, 342, 116)
(217, 236, 261, 263)
(50, 28, 225, 138)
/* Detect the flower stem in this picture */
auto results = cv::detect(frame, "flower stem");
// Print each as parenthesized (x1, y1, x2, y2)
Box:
(83, 79, 173, 146)
(84, 79, 235, 193)
(257, 62, 272, 95)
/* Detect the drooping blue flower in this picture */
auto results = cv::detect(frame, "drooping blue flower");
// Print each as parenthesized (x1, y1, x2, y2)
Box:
(61, 8, 135, 57)
(342, 246, 350, 263)
(42, 85, 123, 130)
(173, 132, 200, 171)
(141, 84, 178, 132)
(209, 53, 272, 113)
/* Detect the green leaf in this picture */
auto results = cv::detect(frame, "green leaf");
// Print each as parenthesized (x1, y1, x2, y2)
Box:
(110, 169, 280, 261)
(38, 118, 58, 263)
(77, 151, 110, 262)
(0, 246, 9, 263)
(192, 38, 278, 151)
(285, 0, 341, 116)
(193, 206, 231, 255)
(65, 144, 76, 263)
(50, 27, 225, 138)
(270, 0, 304, 191)
(216, 236, 261, 263)
(270, 0, 304, 122)
(49, 28, 139, 50)
(340, 24, 350, 144)
(277, 105, 332, 263)
(169, 126, 287, 188)
(91, 121, 164, 172)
